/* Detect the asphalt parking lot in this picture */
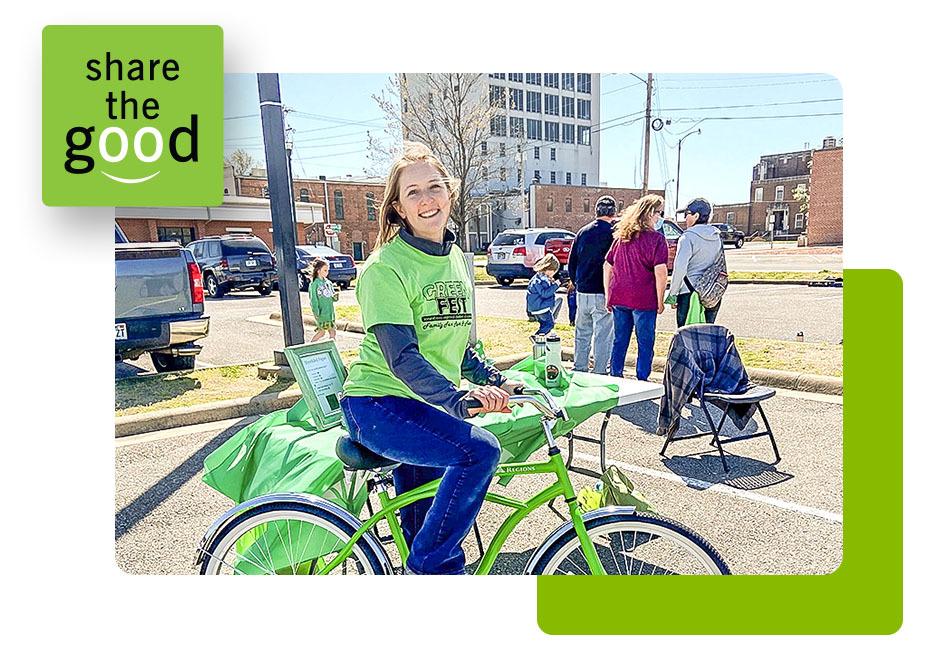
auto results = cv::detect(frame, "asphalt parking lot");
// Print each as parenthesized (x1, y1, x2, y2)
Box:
(115, 384, 841, 576)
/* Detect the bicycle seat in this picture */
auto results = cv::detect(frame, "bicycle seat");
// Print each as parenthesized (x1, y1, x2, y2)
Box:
(335, 434, 400, 472)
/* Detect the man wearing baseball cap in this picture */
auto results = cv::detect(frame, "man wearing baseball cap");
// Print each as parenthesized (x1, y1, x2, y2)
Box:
(567, 195, 617, 374)
(668, 197, 725, 326)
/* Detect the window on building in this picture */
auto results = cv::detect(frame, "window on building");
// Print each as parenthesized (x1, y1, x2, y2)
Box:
(562, 73, 574, 91)
(262, 185, 269, 198)
(544, 73, 559, 88)
(755, 187, 764, 201)
(489, 73, 506, 80)
(565, 197, 572, 212)
(481, 142, 488, 155)
(490, 85, 504, 106)
(517, 168, 522, 184)
(527, 119, 541, 139)
(509, 116, 524, 137)
(566, 172, 572, 185)
(500, 167, 507, 181)
(366, 192, 377, 221)
(490, 115, 507, 137)
(544, 94, 559, 115)
(726, 211, 735, 222)
(157, 226, 196, 246)
(775, 186, 784, 202)
(526, 73, 541, 85)
(333, 190, 345, 220)
(796, 183, 807, 192)
(550, 172, 556, 184)
(583, 198, 590, 212)
(547, 197, 554, 211)
(562, 96, 574, 118)
(562, 123, 575, 144)
(581, 173, 587, 186)
(509, 88, 523, 111)
(577, 126, 591, 146)
(534, 170, 541, 183)
(299, 188, 310, 202)
(499, 143, 506, 157)
(534, 146, 540, 159)
(526, 90, 541, 113)
(577, 73, 592, 94)
(544, 122, 560, 142)
(509, 73, 523, 83)
(550, 148, 556, 161)
(482, 166, 489, 181)
(795, 213, 805, 229)
(577, 99, 591, 120)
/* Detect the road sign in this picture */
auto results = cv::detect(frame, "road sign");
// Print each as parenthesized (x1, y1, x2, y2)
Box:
(324, 226, 335, 236)
(330, 224, 341, 231)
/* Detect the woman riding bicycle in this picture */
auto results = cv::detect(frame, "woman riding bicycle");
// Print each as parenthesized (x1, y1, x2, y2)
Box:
(340, 142, 525, 575)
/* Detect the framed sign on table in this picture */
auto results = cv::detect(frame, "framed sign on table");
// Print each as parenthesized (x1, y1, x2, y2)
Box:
(283, 341, 347, 431)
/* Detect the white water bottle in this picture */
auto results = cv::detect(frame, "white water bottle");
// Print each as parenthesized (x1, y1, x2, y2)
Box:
(544, 334, 562, 388)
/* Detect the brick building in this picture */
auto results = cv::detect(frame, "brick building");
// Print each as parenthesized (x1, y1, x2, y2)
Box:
(235, 170, 385, 261)
(529, 184, 665, 232)
(747, 148, 813, 237)
(807, 146, 843, 245)
(711, 203, 751, 233)
(116, 196, 323, 251)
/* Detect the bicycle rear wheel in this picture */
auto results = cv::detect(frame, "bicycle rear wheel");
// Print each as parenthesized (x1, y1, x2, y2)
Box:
(199, 501, 388, 575)
(528, 510, 730, 575)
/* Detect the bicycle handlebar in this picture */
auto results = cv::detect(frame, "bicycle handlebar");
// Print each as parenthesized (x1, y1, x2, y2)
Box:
(463, 387, 568, 422)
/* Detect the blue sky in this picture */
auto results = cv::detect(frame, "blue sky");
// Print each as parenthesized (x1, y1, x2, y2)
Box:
(223, 73, 842, 209)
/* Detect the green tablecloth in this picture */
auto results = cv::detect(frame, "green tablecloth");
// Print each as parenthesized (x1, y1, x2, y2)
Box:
(203, 357, 621, 512)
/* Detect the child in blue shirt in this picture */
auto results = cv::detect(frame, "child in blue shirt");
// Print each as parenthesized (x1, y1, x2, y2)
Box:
(526, 254, 563, 336)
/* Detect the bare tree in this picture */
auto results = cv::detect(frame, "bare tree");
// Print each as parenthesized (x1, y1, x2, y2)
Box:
(369, 74, 508, 250)
(225, 148, 259, 176)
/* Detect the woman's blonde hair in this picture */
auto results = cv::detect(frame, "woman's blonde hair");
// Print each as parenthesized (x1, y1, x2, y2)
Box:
(374, 142, 459, 250)
(613, 194, 664, 243)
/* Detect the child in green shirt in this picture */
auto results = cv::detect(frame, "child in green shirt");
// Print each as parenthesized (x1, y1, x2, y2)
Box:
(308, 258, 338, 342)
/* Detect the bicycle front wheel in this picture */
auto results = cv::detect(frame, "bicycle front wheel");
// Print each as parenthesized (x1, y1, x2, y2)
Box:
(529, 510, 730, 575)
(199, 501, 388, 575)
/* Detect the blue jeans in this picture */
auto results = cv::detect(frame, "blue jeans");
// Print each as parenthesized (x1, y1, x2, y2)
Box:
(610, 307, 657, 380)
(574, 292, 614, 374)
(340, 395, 501, 575)
(675, 291, 721, 327)
(533, 297, 563, 335)
(567, 288, 577, 324)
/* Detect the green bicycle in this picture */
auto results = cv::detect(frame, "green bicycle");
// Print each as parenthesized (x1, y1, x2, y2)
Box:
(195, 389, 730, 575)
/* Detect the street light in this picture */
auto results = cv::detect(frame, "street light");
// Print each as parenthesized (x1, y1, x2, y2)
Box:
(675, 128, 701, 215)
(663, 178, 675, 216)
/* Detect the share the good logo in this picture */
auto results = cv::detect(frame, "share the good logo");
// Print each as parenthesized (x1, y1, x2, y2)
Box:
(42, 26, 222, 206)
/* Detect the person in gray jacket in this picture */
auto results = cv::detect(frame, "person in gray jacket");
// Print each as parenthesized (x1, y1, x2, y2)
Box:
(668, 198, 724, 327)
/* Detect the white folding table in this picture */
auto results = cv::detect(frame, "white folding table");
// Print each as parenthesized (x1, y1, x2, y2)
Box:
(563, 374, 663, 477)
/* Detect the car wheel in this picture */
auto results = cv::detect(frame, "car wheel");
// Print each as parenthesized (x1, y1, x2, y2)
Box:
(735, 237, 744, 249)
(151, 352, 196, 373)
(497, 277, 513, 287)
(257, 283, 272, 296)
(205, 273, 223, 298)
(298, 273, 309, 292)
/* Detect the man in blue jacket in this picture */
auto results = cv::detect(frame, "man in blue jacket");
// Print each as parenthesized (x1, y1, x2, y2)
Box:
(569, 195, 617, 374)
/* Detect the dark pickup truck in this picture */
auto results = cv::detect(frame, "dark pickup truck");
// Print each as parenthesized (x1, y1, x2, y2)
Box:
(115, 224, 210, 372)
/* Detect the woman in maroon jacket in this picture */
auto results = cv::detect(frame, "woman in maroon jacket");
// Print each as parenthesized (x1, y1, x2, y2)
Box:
(603, 194, 669, 380)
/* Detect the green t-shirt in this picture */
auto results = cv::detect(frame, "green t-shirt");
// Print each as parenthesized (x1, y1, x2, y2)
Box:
(310, 277, 336, 323)
(342, 235, 472, 401)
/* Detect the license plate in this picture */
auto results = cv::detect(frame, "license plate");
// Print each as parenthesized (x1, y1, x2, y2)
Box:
(495, 253, 507, 260)
(115, 323, 127, 340)
(245, 259, 257, 267)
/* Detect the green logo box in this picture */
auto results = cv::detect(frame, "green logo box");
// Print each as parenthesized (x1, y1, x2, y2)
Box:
(42, 25, 223, 206)
(537, 269, 902, 635)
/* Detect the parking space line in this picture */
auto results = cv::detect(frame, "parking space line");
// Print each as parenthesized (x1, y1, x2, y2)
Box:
(571, 452, 842, 524)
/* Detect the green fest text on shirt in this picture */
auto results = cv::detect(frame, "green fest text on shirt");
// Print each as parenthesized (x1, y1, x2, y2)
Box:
(342, 236, 473, 402)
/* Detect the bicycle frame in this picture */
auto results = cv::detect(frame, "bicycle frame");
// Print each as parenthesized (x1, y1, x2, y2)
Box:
(318, 409, 607, 575)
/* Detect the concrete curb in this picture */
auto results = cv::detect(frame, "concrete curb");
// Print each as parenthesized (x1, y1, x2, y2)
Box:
(116, 346, 841, 437)
(115, 389, 302, 438)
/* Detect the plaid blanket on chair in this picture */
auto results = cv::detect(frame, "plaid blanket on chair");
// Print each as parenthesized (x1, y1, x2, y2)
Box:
(657, 324, 755, 435)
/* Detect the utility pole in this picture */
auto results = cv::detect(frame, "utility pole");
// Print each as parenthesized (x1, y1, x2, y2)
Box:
(642, 73, 653, 194)
(258, 73, 305, 350)
(676, 128, 702, 214)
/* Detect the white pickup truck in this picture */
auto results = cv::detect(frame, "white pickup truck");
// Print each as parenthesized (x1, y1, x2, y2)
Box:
(115, 224, 210, 372)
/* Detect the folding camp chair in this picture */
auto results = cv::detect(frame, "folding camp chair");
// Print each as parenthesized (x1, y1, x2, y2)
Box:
(660, 385, 780, 472)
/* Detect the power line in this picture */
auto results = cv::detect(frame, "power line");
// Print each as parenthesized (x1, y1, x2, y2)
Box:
(671, 112, 843, 122)
(660, 78, 838, 90)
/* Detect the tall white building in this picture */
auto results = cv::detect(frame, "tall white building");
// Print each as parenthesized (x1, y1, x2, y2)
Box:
(402, 73, 601, 248)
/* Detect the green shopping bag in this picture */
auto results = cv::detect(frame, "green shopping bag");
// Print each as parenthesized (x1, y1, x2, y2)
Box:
(600, 465, 656, 513)
(685, 293, 706, 325)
